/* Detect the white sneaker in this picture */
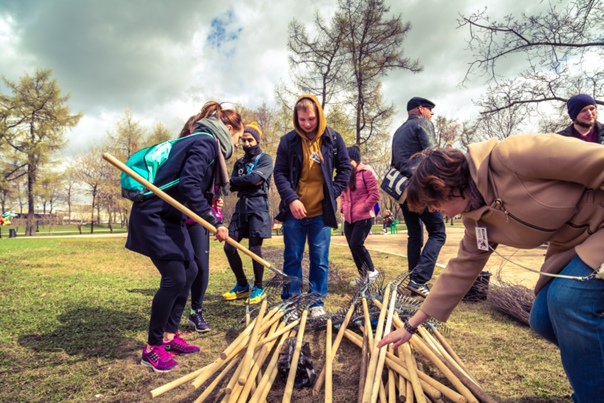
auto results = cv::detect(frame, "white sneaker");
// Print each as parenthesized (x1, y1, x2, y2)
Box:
(308, 306, 326, 318)
(350, 277, 362, 286)
(367, 270, 379, 284)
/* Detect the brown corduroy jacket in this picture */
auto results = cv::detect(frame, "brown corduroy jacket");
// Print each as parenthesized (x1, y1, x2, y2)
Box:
(421, 133, 604, 322)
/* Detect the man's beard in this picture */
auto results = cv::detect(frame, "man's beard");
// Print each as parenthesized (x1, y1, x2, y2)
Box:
(574, 119, 595, 129)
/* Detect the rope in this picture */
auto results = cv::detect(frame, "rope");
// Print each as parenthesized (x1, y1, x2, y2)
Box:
(488, 246, 603, 282)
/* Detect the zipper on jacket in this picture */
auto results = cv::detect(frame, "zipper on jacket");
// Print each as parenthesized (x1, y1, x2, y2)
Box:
(494, 198, 557, 232)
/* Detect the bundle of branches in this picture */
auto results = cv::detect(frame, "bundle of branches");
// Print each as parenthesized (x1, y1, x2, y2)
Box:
(486, 270, 534, 326)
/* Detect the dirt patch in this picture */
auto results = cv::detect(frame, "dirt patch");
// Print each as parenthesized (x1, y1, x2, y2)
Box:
(330, 226, 546, 289)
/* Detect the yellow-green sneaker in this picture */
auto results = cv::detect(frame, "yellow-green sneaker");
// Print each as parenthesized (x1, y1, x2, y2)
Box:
(222, 283, 250, 301)
(246, 286, 266, 305)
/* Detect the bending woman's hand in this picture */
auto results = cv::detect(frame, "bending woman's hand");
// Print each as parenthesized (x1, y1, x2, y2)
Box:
(377, 310, 430, 350)
(377, 327, 413, 350)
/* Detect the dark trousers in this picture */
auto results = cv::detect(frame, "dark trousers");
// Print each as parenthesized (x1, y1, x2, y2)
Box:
(400, 201, 446, 284)
(224, 232, 265, 288)
(188, 224, 209, 311)
(148, 258, 197, 346)
(343, 218, 375, 275)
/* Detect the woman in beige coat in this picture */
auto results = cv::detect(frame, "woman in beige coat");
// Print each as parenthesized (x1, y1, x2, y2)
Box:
(378, 133, 604, 402)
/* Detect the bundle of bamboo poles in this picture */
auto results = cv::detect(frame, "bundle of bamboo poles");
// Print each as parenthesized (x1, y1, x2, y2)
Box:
(150, 298, 316, 402)
(310, 278, 497, 403)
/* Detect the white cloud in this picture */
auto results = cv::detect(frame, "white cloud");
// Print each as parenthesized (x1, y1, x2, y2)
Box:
(0, 0, 565, 157)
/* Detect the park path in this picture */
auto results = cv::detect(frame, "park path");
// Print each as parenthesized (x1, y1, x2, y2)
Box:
(329, 226, 545, 288)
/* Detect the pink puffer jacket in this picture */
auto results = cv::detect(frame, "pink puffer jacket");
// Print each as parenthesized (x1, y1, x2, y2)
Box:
(340, 163, 380, 224)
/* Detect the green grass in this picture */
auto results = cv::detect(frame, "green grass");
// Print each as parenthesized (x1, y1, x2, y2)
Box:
(0, 235, 571, 402)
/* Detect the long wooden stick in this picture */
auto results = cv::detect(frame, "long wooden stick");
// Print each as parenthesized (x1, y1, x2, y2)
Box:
(237, 320, 284, 403)
(387, 363, 396, 403)
(371, 285, 398, 403)
(402, 342, 426, 403)
(102, 152, 288, 277)
(312, 303, 356, 396)
(250, 329, 295, 402)
(418, 326, 477, 385)
(282, 308, 309, 403)
(362, 287, 391, 403)
(345, 329, 457, 403)
(194, 352, 242, 403)
(357, 332, 369, 403)
(431, 326, 479, 385)
(238, 299, 268, 385)
(325, 318, 333, 403)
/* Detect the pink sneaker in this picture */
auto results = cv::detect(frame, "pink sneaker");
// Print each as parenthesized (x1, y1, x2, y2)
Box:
(163, 333, 201, 354)
(141, 345, 178, 373)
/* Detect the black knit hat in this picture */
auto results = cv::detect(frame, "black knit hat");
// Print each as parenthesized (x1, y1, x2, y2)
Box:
(407, 96, 436, 111)
(347, 145, 361, 163)
(567, 94, 596, 121)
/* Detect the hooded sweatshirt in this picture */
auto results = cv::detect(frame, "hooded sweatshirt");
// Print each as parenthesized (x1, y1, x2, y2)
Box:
(293, 94, 328, 218)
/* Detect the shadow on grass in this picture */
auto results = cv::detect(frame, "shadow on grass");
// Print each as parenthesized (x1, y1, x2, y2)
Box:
(18, 306, 147, 359)
(127, 288, 157, 297)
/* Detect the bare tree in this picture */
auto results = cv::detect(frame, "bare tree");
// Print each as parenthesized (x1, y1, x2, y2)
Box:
(338, 0, 421, 144)
(281, 13, 349, 108)
(459, 0, 604, 121)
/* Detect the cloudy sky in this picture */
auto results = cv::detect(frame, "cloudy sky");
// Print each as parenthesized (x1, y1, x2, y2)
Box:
(0, 0, 534, 156)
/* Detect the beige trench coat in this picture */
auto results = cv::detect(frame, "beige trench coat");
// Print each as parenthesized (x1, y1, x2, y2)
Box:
(422, 134, 604, 322)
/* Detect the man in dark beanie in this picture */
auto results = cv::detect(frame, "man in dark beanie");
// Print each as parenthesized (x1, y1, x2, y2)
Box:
(558, 94, 603, 144)
(390, 96, 446, 298)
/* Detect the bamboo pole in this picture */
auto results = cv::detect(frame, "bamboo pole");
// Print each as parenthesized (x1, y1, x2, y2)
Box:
(370, 285, 398, 403)
(250, 329, 296, 402)
(325, 318, 333, 403)
(362, 287, 391, 403)
(418, 326, 477, 385)
(282, 309, 309, 403)
(402, 342, 426, 403)
(238, 299, 268, 385)
(357, 332, 369, 403)
(194, 353, 242, 403)
(344, 329, 461, 403)
(312, 303, 356, 396)
(362, 297, 375, 348)
(387, 364, 396, 403)
(426, 326, 480, 386)
(405, 379, 413, 403)
(257, 318, 300, 348)
(372, 300, 489, 403)
(237, 321, 284, 403)
(379, 380, 387, 403)
(150, 363, 210, 398)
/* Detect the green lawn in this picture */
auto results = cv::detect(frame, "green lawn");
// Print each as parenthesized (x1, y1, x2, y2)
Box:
(0, 235, 571, 402)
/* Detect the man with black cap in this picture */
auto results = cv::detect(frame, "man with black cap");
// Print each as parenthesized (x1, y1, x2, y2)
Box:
(390, 96, 446, 298)
(558, 94, 603, 144)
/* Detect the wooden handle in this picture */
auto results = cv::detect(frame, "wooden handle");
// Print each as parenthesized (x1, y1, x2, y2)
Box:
(102, 152, 287, 276)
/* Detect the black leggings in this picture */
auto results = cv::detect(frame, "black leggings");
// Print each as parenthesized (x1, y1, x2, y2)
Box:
(148, 258, 197, 346)
(188, 224, 209, 311)
(343, 218, 375, 275)
(224, 234, 264, 288)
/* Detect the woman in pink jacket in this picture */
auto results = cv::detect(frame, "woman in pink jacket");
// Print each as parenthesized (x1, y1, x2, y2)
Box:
(341, 146, 381, 284)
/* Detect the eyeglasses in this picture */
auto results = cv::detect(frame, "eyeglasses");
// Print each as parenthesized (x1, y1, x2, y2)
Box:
(239, 138, 255, 144)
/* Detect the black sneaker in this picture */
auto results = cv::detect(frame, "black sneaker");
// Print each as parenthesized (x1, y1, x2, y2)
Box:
(188, 309, 210, 333)
(406, 280, 430, 298)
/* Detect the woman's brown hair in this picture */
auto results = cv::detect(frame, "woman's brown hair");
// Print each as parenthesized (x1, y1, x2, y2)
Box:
(406, 148, 471, 213)
(178, 101, 243, 138)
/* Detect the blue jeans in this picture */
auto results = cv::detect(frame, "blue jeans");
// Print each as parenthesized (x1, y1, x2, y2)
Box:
(400, 201, 446, 284)
(530, 255, 604, 402)
(280, 213, 331, 307)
